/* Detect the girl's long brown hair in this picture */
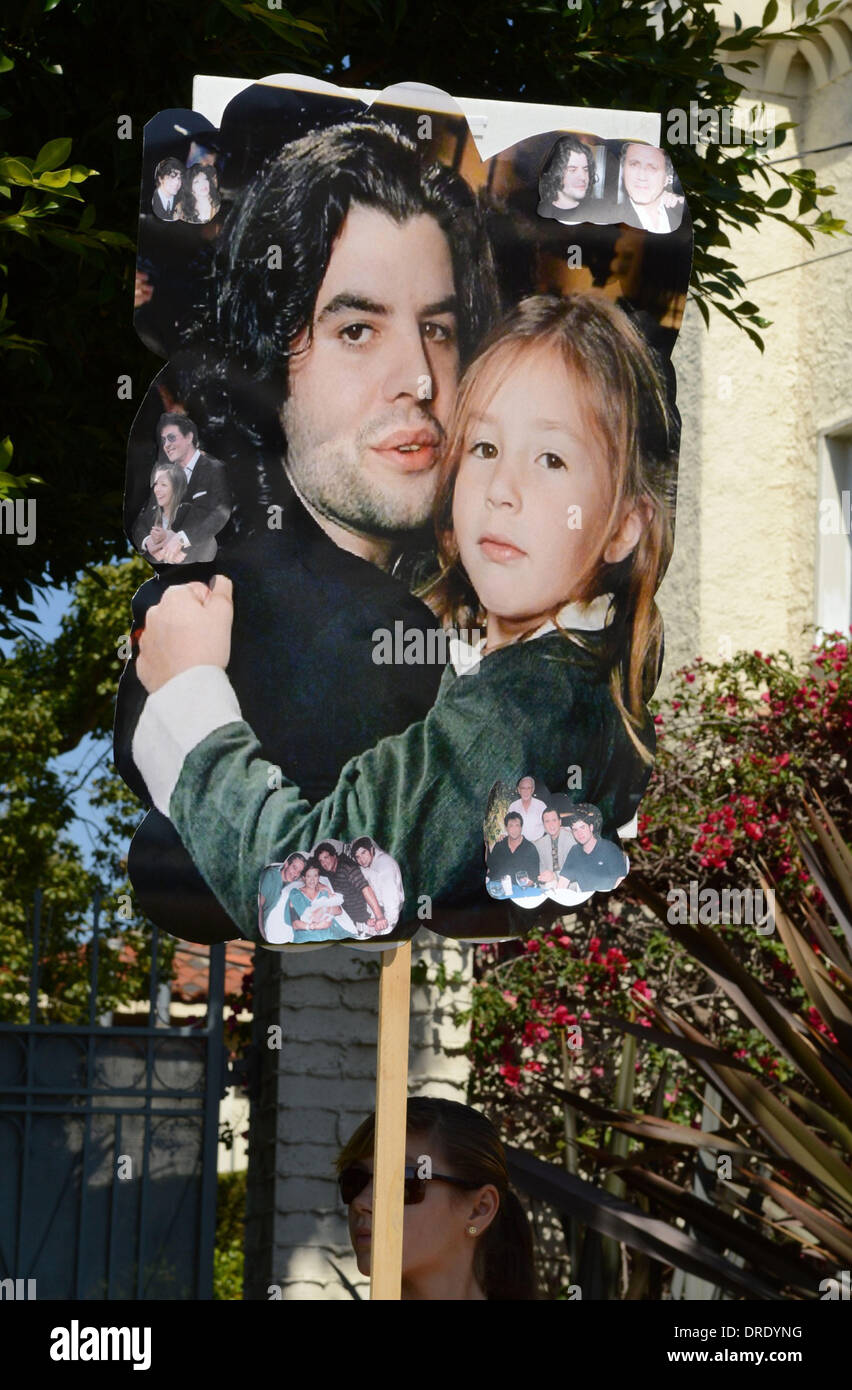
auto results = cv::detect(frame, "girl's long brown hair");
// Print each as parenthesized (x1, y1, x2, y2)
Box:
(337, 1097, 537, 1301)
(423, 292, 676, 759)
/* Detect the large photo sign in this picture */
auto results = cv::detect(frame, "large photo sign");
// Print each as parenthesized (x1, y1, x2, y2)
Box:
(115, 78, 693, 949)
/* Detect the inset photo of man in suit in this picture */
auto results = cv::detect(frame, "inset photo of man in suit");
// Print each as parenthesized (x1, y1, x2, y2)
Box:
(132, 412, 232, 565)
(614, 143, 685, 234)
(151, 157, 184, 221)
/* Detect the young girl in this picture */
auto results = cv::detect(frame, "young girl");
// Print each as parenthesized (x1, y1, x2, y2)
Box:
(132, 293, 674, 944)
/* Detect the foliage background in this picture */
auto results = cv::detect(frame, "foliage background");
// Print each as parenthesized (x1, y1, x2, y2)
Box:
(0, 0, 846, 631)
(1, 0, 849, 1300)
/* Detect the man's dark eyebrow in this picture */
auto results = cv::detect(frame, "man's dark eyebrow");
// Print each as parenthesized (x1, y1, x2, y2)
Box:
(315, 292, 458, 323)
(316, 293, 388, 323)
(420, 295, 457, 319)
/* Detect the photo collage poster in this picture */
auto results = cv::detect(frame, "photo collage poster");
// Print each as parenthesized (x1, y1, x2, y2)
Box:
(115, 78, 694, 951)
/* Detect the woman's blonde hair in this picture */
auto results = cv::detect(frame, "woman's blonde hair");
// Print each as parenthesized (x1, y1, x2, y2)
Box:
(423, 292, 676, 757)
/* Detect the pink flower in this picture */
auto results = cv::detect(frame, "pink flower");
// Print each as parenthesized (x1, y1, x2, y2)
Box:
(502, 990, 518, 1005)
(499, 1064, 522, 1088)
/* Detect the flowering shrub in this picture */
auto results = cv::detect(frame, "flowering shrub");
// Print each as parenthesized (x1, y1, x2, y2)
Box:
(461, 631, 852, 1279)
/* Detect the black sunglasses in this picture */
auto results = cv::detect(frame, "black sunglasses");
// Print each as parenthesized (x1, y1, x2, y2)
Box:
(338, 1164, 480, 1207)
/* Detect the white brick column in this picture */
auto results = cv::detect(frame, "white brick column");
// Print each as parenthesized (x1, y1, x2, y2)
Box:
(243, 930, 473, 1300)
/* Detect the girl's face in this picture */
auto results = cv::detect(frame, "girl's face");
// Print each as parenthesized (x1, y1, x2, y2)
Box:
(305, 867, 320, 891)
(153, 472, 173, 509)
(451, 344, 642, 646)
(193, 171, 210, 198)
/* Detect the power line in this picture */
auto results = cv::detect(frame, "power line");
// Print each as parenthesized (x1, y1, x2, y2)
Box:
(745, 243, 852, 283)
(766, 140, 852, 165)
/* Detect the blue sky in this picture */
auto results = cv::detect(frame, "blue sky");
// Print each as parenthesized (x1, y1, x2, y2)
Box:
(3, 579, 119, 872)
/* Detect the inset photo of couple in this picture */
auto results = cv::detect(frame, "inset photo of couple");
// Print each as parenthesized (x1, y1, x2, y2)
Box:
(151, 156, 221, 224)
(130, 412, 232, 566)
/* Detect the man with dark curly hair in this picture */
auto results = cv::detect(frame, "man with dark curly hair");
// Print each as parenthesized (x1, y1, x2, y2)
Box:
(558, 804, 629, 892)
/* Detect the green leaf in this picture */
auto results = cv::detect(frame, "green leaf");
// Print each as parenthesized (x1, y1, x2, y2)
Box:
(36, 168, 72, 189)
(68, 164, 97, 183)
(0, 215, 32, 234)
(0, 52, 14, 73)
(33, 138, 73, 174)
(766, 187, 792, 207)
(0, 159, 34, 186)
(761, 0, 778, 23)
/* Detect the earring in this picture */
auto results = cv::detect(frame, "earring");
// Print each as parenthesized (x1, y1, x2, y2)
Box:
(467, 1225, 477, 1236)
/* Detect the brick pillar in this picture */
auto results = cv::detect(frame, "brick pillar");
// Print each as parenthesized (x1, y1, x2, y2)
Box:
(243, 930, 472, 1300)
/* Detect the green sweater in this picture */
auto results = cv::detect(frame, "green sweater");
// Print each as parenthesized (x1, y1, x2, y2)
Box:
(166, 632, 652, 941)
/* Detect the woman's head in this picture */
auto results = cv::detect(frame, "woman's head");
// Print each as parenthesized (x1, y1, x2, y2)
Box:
(303, 858, 322, 890)
(336, 1097, 536, 1300)
(150, 462, 187, 519)
(191, 166, 218, 202)
(431, 292, 674, 727)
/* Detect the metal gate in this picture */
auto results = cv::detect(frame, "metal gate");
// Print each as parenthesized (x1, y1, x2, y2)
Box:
(0, 891, 226, 1300)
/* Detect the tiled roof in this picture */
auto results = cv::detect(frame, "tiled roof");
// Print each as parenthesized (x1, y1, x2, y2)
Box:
(110, 936, 255, 1003)
(171, 938, 255, 1002)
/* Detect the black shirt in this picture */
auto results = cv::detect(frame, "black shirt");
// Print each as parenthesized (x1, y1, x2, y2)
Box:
(486, 835, 540, 887)
(113, 488, 444, 942)
(560, 838, 627, 892)
(324, 854, 371, 924)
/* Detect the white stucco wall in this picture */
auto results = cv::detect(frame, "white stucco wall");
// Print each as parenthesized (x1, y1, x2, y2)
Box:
(243, 932, 473, 1300)
(659, 3, 851, 672)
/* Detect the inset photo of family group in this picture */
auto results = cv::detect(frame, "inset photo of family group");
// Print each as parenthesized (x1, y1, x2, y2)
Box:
(258, 838, 404, 949)
(484, 776, 629, 909)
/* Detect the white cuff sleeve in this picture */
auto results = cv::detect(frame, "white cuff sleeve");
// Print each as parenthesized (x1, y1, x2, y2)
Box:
(132, 665, 243, 817)
(177, 530, 189, 548)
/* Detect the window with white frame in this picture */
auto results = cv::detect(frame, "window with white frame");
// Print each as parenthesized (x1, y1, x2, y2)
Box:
(816, 423, 852, 636)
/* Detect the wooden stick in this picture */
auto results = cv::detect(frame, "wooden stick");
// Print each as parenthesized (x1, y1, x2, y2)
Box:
(370, 940, 412, 1301)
